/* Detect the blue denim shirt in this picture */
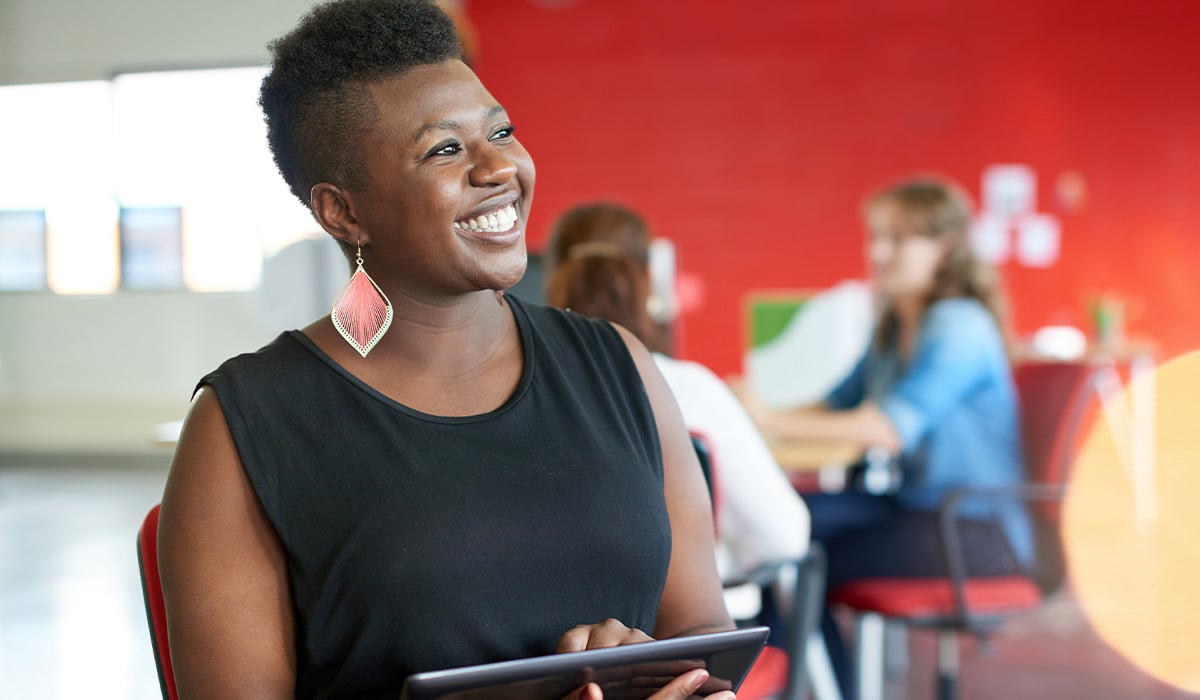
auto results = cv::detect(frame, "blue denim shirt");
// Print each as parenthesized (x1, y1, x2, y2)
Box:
(826, 298, 1034, 567)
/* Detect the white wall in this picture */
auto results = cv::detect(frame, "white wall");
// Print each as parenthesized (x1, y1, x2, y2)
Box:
(0, 233, 349, 453)
(0, 0, 319, 85)
(0, 292, 269, 452)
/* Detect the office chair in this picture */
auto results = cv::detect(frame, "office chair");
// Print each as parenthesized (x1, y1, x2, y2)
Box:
(825, 361, 1104, 700)
(692, 433, 837, 700)
(137, 504, 178, 700)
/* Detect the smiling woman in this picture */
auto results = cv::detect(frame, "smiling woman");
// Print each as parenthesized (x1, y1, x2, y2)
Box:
(154, 1, 734, 699)
(309, 60, 534, 308)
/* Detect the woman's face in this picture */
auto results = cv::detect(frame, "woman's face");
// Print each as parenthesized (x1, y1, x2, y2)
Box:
(348, 59, 535, 298)
(865, 199, 947, 301)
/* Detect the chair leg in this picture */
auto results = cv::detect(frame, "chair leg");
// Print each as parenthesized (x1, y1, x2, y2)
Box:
(935, 629, 958, 700)
(883, 621, 908, 681)
(806, 632, 843, 700)
(855, 613, 886, 700)
(785, 544, 828, 700)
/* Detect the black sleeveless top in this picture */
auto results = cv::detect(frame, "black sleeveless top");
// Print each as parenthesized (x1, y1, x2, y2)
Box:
(199, 296, 671, 699)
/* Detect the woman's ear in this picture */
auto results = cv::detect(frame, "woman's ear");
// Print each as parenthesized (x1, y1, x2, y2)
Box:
(310, 182, 368, 247)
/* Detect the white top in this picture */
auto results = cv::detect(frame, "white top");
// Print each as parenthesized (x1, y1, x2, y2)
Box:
(653, 354, 811, 579)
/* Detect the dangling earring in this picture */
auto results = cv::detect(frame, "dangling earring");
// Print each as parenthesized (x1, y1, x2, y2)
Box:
(331, 243, 393, 357)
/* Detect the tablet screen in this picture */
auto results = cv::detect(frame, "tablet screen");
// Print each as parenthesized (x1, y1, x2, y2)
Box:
(400, 627, 768, 700)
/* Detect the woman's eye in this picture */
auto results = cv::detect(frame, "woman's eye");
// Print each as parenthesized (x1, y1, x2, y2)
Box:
(489, 125, 515, 141)
(426, 141, 461, 158)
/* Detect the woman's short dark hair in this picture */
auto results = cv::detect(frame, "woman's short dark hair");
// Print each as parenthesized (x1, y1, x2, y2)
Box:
(260, 0, 462, 207)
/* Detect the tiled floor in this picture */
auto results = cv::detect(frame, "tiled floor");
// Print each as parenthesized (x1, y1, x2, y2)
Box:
(0, 459, 167, 700)
(1, 459, 1197, 699)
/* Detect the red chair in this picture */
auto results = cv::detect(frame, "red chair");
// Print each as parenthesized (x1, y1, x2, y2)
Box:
(137, 504, 179, 700)
(691, 433, 834, 700)
(826, 361, 1104, 700)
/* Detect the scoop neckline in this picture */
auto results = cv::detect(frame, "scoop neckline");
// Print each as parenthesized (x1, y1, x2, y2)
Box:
(285, 293, 536, 425)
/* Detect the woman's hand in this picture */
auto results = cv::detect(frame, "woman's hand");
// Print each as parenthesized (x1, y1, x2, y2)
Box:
(556, 621, 736, 700)
(557, 618, 654, 652)
(571, 669, 735, 700)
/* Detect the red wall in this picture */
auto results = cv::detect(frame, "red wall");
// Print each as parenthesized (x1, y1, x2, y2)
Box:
(469, 0, 1200, 375)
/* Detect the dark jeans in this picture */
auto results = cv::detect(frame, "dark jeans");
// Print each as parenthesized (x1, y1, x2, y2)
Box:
(802, 492, 1022, 700)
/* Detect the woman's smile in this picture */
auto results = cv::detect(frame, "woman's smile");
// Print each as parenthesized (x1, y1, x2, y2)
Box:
(453, 200, 523, 245)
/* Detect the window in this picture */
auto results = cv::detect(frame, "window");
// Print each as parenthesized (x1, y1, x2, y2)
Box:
(46, 197, 120, 295)
(0, 70, 317, 294)
(0, 81, 117, 295)
(112, 67, 311, 292)
(0, 210, 48, 291)
(119, 206, 183, 290)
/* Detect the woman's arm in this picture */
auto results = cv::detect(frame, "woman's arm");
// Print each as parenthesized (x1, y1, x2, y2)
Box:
(731, 353, 900, 452)
(157, 388, 296, 698)
(742, 300, 1004, 455)
(672, 362, 809, 574)
(614, 326, 735, 640)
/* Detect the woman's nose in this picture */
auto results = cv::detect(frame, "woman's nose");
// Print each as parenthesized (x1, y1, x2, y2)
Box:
(468, 145, 518, 187)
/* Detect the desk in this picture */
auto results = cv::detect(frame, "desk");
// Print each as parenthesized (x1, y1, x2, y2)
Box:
(768, 438, 861, 492)
(769, 438, 860, 472)
(153, 419, 183, 447)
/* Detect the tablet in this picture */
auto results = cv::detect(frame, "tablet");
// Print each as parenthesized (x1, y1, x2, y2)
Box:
(400, 626, 769, 700)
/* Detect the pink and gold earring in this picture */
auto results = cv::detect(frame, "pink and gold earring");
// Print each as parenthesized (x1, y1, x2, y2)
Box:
(331, 243, 393, 357)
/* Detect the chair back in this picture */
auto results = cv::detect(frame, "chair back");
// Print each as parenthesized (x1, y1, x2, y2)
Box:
(1013, 361, 1103, 592)
(689, 432, 721, 531)
(137, 504, 178, 700)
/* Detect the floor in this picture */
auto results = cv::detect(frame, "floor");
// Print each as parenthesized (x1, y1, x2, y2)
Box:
(0, 458, 167, 700)
(875, 592, 1200, 699)
(0, 458, 1197, 700)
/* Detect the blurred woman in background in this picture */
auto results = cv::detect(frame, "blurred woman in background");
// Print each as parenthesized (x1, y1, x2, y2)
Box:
(743, 176, 1031, 699)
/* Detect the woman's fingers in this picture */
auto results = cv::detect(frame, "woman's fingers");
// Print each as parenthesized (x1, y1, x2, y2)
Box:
(556, 621, 737, 699)
(557, 625, 593, 654)
(569, 667, 737, 699)
(568, 681, 602, 700)
(557, 619, 654, 653)
(648, 668, 712, 699)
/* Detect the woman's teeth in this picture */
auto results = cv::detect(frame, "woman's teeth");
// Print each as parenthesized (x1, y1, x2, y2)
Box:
(453, 204, 518, 233)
